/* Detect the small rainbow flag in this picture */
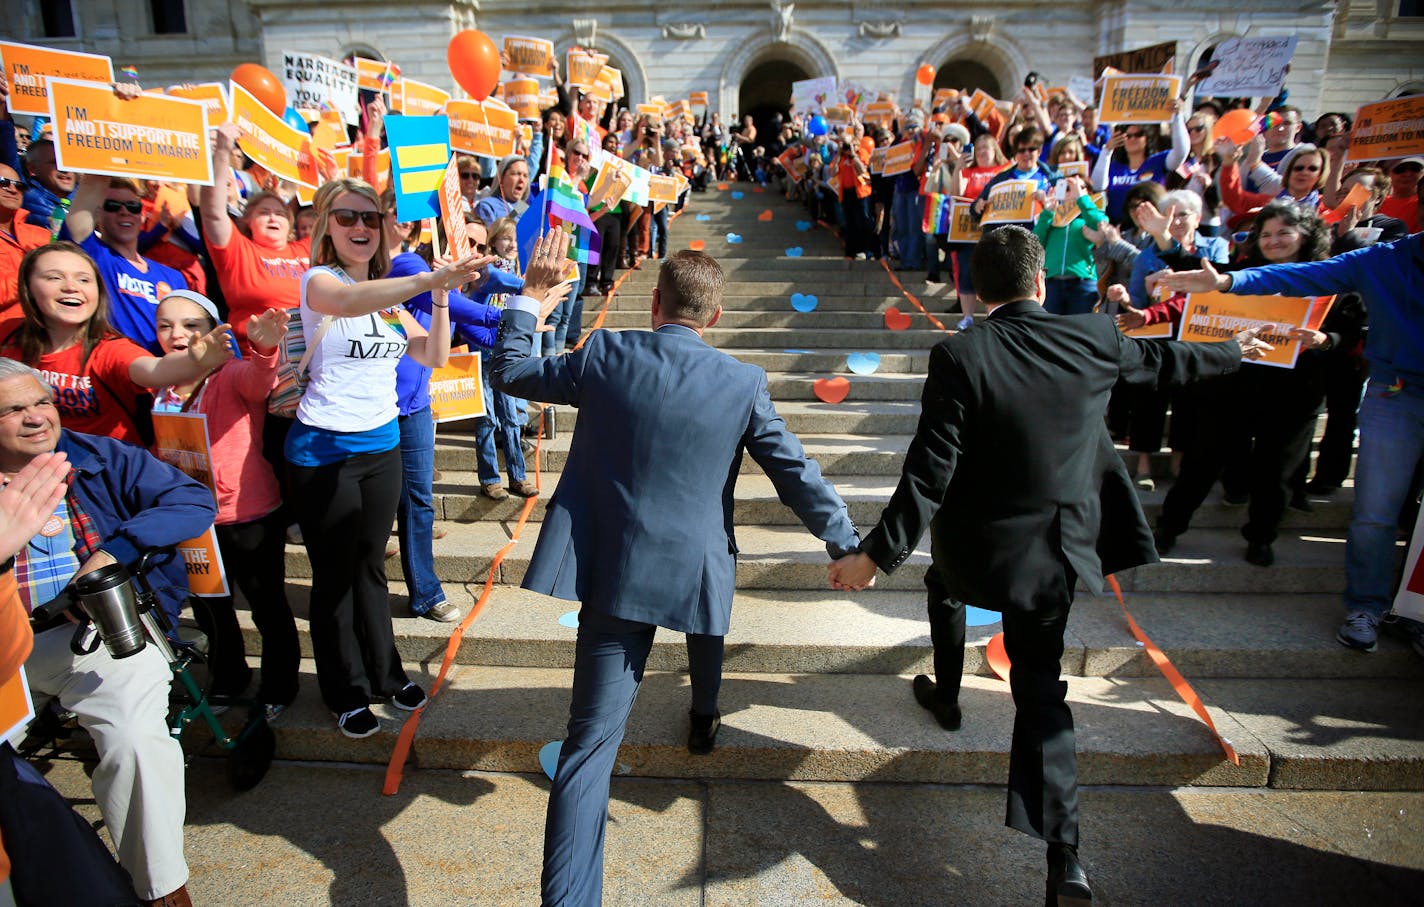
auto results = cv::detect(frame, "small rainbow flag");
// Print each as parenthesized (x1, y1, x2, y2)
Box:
(380, 61, 399, 89)
(380, 308, 407, 338)
(318, 99, 337, 115)
(120, 65, 139, 80)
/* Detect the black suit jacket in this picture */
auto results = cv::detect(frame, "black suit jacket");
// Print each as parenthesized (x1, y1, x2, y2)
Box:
(860, 301, 1242, 613)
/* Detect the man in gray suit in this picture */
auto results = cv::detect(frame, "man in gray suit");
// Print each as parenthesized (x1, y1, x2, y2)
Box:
(492, 229, 861, 907)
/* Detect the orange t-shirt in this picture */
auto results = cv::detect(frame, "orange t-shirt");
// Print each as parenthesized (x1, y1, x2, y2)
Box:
(0, 567, 31, 881)
(0, 334, 150, 445)
(205, 230, 310, 352)
(0, 214, 54, 318)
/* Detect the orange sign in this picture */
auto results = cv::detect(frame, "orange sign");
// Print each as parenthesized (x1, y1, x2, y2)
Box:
(354, 57, 399, 94)
(166, 82, 230, 126)
(0, 40, 114, 117)
(864, 101, 896, 127)
(231, 82, 319, 188)
(151, 412, 228, 597)
(980, 179, 1040, 225)
(400, 78, 450, 117)
(438, 154, 471, 261)
(598, 66, 624, 101)
(566, 49, 607, 90)
(883, 142, 916, 176)
(0, 666, 34, 743)
(1122, 321, 1174, 339)
(947, 197, 983, 242)
(1346, 94, 1424, 164)
(933, 88, 958, 109)
(823, 105, 853, 127)
(636, 103, 662, 120)
(869, 147, 887, 175)
(447, 98, 519, 159)
(588, 156, 633, 209)
(690, 91, 709, 108)
(347, 146, 391, 193)
(968, 89, 997, 122)
(503, 35, 555, 78)
(648, 173, 678, 204)
(429, 352, 487, 422)
(1177, 291, 1315, 368)
(1056, 159, 1091, 185)
(1098, 74, 1181, 124)
(48, 78, 212, 185)
(505, 78, 541, 120)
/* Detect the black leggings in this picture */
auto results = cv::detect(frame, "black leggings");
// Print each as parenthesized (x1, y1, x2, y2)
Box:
(288, 446, 408, 714)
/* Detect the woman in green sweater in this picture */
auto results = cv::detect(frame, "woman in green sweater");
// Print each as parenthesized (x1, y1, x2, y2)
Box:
(1033, 175, 1108, 315)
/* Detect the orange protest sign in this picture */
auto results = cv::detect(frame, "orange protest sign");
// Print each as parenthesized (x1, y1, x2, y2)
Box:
(0, 664, 34, 743)
(1098, 75, 1181, 123)
(1303, 296, 1337, 333)
(586, 78, 614, 105)
(1177, 291, 1313, 368)
(599, 66, 624, 100)
(447, 98, 518, 159)
(864, 100, 896, 126)
(0, 41, 114, 117)
(883, 142, 915, 176)
(503, 35, 555, 78)
(400, 78, 450, 117)
(1056, 159, 1091, 185)
(347, 146, 391, 193)
(980, 179, 1040, 225)
(636, 103, 662, 120)
(1122, 321, 1174, 339)
(49, 79, 212, 185)
(933, 88, 958, 109)
(566, 49, 607, 89)
(588, 156, 633, 210)
(648, 173, 678, 204)
(947, 197, 983, 242)
(690, 91, 709, 108)
(666, 99, 691, 122)
(505, 78, 541, 120)
(1346, 94, 1424, 163)
(823, 105, 853, 127)
(232, 82, 319, 188)
(354, 57, 399, 94)
(429, 352, 487, 422)
(869, 147, 887, 175)
(309, 111, 347, 152)
(438, 154, 472, 261)
(166, 82, 230, 126)
(151, 412, 228, 597)
(968, 89, 997, 122)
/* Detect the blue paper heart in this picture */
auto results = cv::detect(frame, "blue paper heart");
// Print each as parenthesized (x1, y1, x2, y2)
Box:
(731, 191, 744, 199)
(696, 213, 711, 221)
(783, 348, 814, 354)
(557, 611, 579, 629)
(846, 352, 881, 375)
(539, 741, 562, 780)
(726, 233, 743, 243)
(790, 293, 819, 312)
(965, 606, 1001, 627)
(796, 220, 812, 231)
(785, 247, 804, 257)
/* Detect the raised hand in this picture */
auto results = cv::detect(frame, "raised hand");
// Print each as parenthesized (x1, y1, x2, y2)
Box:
(187, 323, 238, 370)
(828, 552, 877, 592)
(0, 451, 71, 562)
(430, 251, 496, 292)
(522, 226, 572, 301)
(1133, 201, 1171, 239)
(246, 307, 289, 353)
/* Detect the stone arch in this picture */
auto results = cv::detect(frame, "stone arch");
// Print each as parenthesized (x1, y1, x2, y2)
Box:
(1391, 80, 1424, 98)
(1185, 33, 1234, 78)
(553, 30, 648, 106)
(718, 30, 840, 118)
(340, 43, 388, 64)
(913, 32, 1030, 107)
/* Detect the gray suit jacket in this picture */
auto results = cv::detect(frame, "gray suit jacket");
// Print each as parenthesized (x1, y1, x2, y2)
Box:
(492, 306, 859, 635)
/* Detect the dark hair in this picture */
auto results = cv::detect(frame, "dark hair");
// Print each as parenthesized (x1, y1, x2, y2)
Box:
(11, 242, 120, 371)
(1014, 126, 1044, 151)
(971, 225, 1044, 304)
(1240, 200, 1330, 266)
(1112, 123, 1161, 165)
(1122, 180, 1167, 219)
(656, 251, 725, 325)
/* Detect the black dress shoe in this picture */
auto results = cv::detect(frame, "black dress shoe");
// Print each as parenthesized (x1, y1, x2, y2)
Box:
(1245, 541, 1275, 567)
(1046, 843, 1092, 907)
(688, 709, 720, 755)
(911, 675, 962, 731)
(1153, 528, 1178, 556)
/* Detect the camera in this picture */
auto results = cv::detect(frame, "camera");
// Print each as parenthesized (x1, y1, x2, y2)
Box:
(1024, 71, 1040, 89)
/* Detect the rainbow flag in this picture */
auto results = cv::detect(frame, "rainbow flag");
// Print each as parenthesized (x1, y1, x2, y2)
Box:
(380, 61, 399, 89)
(517, 186, 602, 270)
(120, 65, 139, 80)
(380, 307, 407, 338)
(923, 193, 951, 235)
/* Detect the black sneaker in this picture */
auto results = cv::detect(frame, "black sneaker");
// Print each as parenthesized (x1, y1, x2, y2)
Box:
(337, 707, 380, 739)
(1245, 541, 1275, 567)
(392, 682, 428, 711)
(1288, 491, 1314, 513)
(1153, 528, 1179, 555)
(687, 709, 721, 755)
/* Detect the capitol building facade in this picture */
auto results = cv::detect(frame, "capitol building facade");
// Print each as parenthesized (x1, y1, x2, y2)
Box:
(12, 1, 1424, 126)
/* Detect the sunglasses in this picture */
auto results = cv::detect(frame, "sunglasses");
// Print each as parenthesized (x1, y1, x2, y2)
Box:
(1123, 132, 1146, 139)
(1186, 125, 1206, 134)
(459, 172, 479, 180)
(331, 208, 382, 228)
(474, 242, 489, 254)
(1395, 164, 1423, 174)
(0, 177, 26, 191)
(1291, 164, 1321, 173)
(1015, 145, 1041, 153)
(102, 199, 144, 214)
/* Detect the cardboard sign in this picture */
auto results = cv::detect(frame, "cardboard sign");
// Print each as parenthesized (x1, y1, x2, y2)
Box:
(1094, 40, 1177, 80)
(864, 100, 896, 126)
(980, 179, 1040, 224)
(429, 352, 487, 422)
(166, 83, 230, 126)
(690, 91, 709, 108)
(231, 82, 319, 188)
(1122, 321, 1174, 339)
(968, 88, 997, 122)
(438, 154, 472, 260)
(588, 155, 633, 209)
(400, 78, 450, 117)
(883, 142, 915, 176)
(386, 115, 451, 222)
(447, 98, 518, 159)
(1197, 36, 1298, 98)
(823, 105, 853, 127)
(1177, 291, 1313, 368)
(1098, 75, 1182, 124)
(48, 79, 212, 185)
(503, 35, 555, 78)
(791, 76, 837, 115)
(648, 173, 678, 204)
(151, 412, 228, 597)
(0, 41, 114, 117)
(354, 57, 399, 95)
(566, 49, 607, 89)
(869, 147, 887, 175)
(1056, 159, 1091, 184)
(505, 78, 541, 120)
(947, 197, 983, 242)
(1346, 95, 1424, 164)
(599, 66, 624, 100)
(0, 667, 34, 744)
(280, 51, 360, 126)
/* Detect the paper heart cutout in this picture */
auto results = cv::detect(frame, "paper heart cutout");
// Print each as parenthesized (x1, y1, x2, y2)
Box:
(785, 247, 804, 257)
(813, 376, 851, 404)
(986, 632, 1011, 682)
(965, 606, 1001, 627)
(716, 182, 729, 190)
(757, 209, 773, 221)
(695, 213, 711, 221)
(884, 307, 912, 331)
(796, 220, 812, 231)
(846, 352, 881, 375)
(790, 292, 819, 312)
(557, 611, 580, 628)
(752, 187, 766, 193)
(726, 233, 743, 243)
(730, 191, 744, 199)
(689, 240, 706, 251)
(539, 741, 562, 780)
(783, 348, 814, 354)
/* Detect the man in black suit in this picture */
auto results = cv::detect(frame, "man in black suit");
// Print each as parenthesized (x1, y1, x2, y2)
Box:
(829, 226, 1273, 906)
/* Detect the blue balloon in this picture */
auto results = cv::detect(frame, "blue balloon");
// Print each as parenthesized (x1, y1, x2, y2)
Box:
(282, 106, 311, 134)
(807, 115, 828, 137)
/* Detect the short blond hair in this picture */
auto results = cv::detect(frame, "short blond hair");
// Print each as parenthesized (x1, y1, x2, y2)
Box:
(656, 251, 724, 325)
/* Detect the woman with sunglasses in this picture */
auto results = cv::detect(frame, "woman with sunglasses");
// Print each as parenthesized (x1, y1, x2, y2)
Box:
(1218, 139, 1330, 217)
(1090, 102, 1189, 223)
(0, 161, 50, 318)
(287, 178, 484, 738)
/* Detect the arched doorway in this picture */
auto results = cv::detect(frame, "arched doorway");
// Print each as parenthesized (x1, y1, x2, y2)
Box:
(738, 58, 809, 149)
(934, 59, 1002, 99)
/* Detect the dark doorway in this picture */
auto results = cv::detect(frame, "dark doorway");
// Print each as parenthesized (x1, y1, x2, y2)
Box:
(738, 58, 811, 149)
(934, 59, 1002, 99)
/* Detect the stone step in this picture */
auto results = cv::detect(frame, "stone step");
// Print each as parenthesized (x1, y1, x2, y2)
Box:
(597, 294, 959, 314)
(701, 326, 944, 349)
(608, 278, 900, 297)
(253, 584, 1422, 680)
(716, 349, 933, 373)
(597, 309, 937, 329)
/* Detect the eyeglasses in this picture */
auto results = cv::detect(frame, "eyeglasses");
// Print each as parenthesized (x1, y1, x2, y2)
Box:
(1291, 164, 1321, 173)
(101, 199, 143, 214)
(331, 208, 382, 228)
(459, 172, 479, 180)
(0, 177, 26, 191)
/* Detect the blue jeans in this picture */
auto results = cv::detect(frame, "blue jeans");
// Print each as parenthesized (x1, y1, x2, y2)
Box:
(892, 190, 924, 268)
(474, 354, 527, 485)
(1043, 277, 1099, 316)
(396, 406, 447, 615)
(1344, 384, 1424, 617)
(542, 262, 587, 355)
(649, 206, 669, 259)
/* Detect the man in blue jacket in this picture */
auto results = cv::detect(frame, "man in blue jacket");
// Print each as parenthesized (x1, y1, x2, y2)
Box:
(1, 357, 216, 906)
(492, 232, 860, 906)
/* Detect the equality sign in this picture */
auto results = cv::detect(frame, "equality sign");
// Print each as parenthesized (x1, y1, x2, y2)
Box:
(1176, 291, 1313, 369)
(1099, 75, 1181, 123)
(503, 36, 555, 78)
(947, 197, 983, 243)
(280, 52, 360, 126)
(166, 83, 229, 126)
(1345, 95, 1424, 164)
(151, 412, 229, 597)
(437, 155, 472, 260)
(980, 179, 1040, 225)
(400, 78, 450, 117)
(648, 173, 678, 204)
(0, 41, 114, 117)
(231, 82, 319, 188)
(1197, 36, 1298, 99)
(386, 114, 451, 222)
(48, 79, 212, 185)
(505, 78, 541, 120)
(883, 142, 915, 176)
(429, 352, 487, 422)
(447, 98, 518, 159)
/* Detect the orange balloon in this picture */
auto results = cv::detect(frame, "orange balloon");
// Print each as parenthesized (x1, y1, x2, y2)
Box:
(448, 30, 500, 102)
(916, 64, 935, 87)
(231, 63, 285, 115)
(1216, 108, 1261, 146)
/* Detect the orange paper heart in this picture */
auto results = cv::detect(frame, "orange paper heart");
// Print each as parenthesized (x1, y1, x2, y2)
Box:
(813, 376, 850, 404)
(752, 186, 766, 193)
(884, 307, 912, 331)
(986, 631, 1012, 682)
(757, 209, 773, 221)
(689, 240, 706, 251)
(715, 182, 730, 191)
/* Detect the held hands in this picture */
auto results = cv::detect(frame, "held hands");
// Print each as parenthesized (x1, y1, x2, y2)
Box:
(0, 451, 71, 563)
(828, 552, 877, 592)
(246, 307, 289, 354)
(1234, 324, 1276, 361)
